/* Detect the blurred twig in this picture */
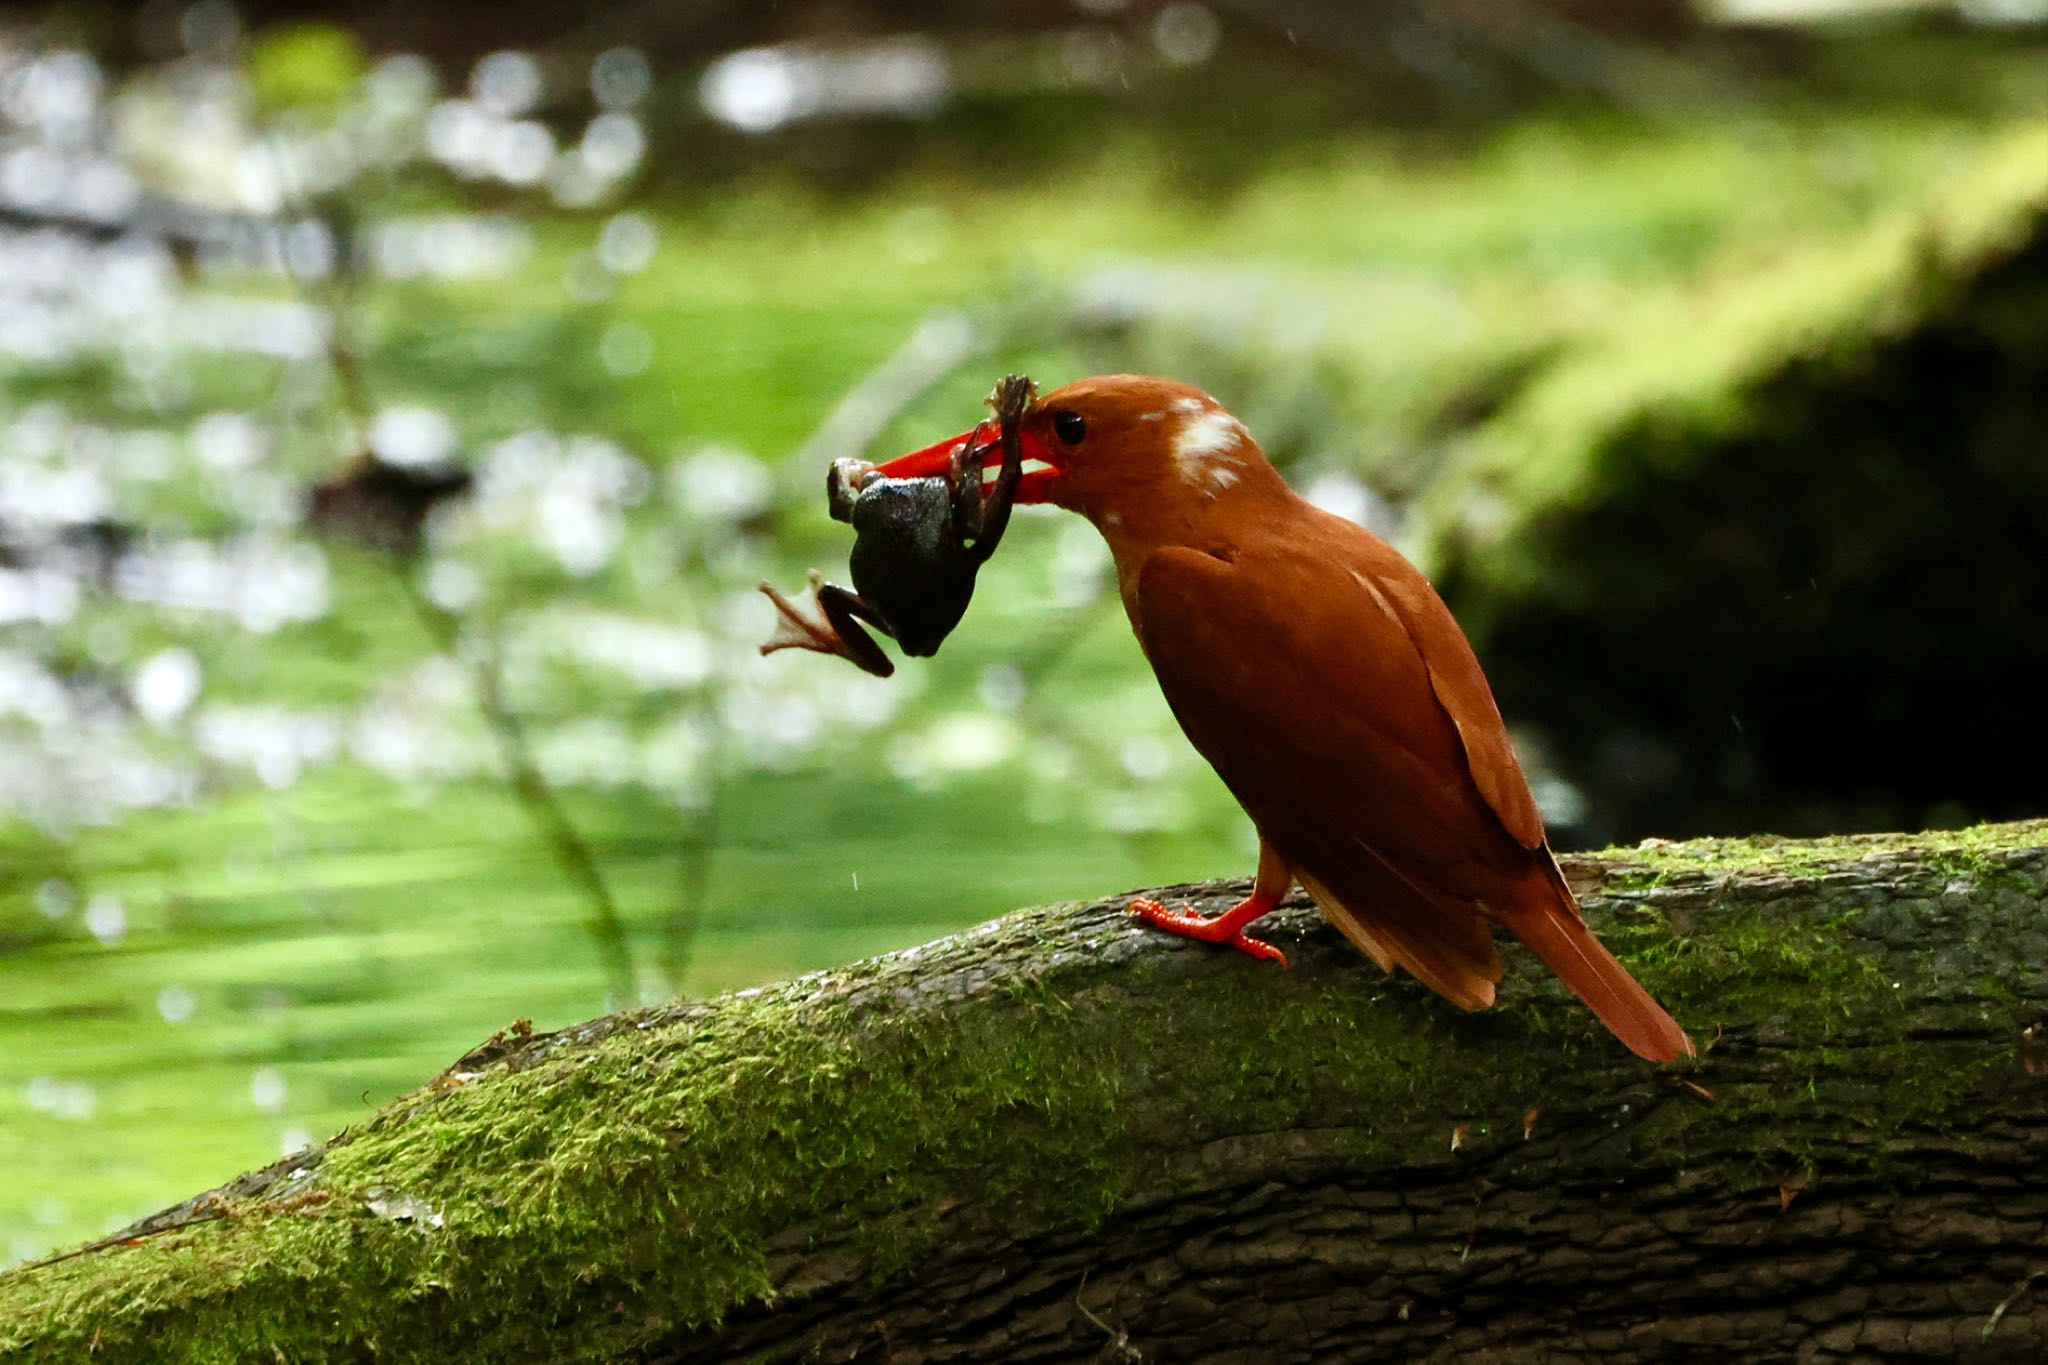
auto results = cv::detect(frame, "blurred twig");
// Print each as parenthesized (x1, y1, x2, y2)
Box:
(1012, 598, 1116, 689)
(655, 576, 736, 998)
(400, 582, 638, 1006)
(265, 140, 639, 1007)
(1213, 0, 1735, 119)
(786, 308, 989, 475)
(662, 687, 725, 997)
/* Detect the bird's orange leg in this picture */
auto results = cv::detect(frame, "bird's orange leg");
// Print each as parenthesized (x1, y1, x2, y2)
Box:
(1129, 839, 1292, 968)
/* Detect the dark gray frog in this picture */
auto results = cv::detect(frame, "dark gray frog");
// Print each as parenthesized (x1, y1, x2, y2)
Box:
(759, 374, 1033, 678)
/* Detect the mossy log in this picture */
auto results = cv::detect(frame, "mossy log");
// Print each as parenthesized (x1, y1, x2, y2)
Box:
(3, 823, 2046, 1362)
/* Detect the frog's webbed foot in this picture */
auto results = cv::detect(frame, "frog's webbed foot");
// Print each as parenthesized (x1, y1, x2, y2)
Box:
(990, 373, 1036, 427)
(757, 571, 896, 678)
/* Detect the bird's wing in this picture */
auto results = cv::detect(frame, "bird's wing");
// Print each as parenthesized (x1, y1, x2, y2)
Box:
(1360, 556, 1546, 853)
(1134, 533, 1544, 1004)
(1134, 531, 1543, 887)
(1136, 530, 1694, 1062)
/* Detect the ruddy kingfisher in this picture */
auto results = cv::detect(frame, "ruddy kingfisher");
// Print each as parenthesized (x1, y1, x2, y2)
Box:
(871, 374, 1692, 1063)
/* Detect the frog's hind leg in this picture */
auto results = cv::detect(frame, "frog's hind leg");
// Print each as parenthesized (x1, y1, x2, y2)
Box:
(811, 582, 897, 677)
(757, 571, 896, 678)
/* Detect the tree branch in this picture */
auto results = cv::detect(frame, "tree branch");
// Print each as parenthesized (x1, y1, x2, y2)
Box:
(3, 822, 2043, 1362)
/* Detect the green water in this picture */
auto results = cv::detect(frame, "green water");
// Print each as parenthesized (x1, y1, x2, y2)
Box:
(3, 96, 2035, 1264)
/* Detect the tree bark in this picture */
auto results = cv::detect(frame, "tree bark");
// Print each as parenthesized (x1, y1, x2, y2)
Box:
(2, 824, 2044, 1363)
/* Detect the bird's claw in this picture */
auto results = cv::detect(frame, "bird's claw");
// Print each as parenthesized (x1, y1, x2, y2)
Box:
(1126, 897, 1287, 968)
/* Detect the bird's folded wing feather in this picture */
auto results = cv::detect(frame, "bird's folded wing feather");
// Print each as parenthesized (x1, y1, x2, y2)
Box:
(1134, 531, 1546, 904)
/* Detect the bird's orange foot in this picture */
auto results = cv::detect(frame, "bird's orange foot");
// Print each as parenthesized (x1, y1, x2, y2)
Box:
(1127, 897, 1287, 968)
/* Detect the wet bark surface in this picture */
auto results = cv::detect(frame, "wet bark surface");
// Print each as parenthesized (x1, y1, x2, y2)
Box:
(662, 1114, 2048, 1364)
(643, 835, 2048, 1364)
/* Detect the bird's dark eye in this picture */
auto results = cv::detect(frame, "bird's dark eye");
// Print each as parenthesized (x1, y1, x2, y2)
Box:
(1052, 410, 1086, 445)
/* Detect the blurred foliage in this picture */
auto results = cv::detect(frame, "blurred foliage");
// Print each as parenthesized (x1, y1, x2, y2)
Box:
(245, 23, 363, 109)
(1419, 125, 2048, 838)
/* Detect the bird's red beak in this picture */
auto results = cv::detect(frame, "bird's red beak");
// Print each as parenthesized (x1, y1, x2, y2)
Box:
(874, 421, 1063, 503)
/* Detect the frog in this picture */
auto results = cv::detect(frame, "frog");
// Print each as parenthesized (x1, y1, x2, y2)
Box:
(758, 374, 1034, 678)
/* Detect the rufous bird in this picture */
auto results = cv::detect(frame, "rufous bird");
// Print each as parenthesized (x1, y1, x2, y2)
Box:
(872, 375, 1692, 1063)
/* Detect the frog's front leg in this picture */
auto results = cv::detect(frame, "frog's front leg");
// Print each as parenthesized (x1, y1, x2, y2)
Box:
(757, 571, 896, 678)
(947, 439, 985, 541)
(954, 374, 1032, 563)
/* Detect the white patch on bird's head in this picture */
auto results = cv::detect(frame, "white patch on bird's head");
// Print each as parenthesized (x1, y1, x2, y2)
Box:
(1171, 403, 1247, 495)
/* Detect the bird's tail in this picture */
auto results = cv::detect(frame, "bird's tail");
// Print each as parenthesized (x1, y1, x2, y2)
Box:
(1497, 862, 1693, 1063)
(1295, 867, 1502, 1011)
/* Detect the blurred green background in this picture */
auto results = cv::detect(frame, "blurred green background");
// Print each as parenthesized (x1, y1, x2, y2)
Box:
(2, 0, 2044, 1264)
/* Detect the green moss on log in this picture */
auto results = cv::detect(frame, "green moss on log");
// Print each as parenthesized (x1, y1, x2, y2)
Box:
(2, 821, 2043, 1362)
